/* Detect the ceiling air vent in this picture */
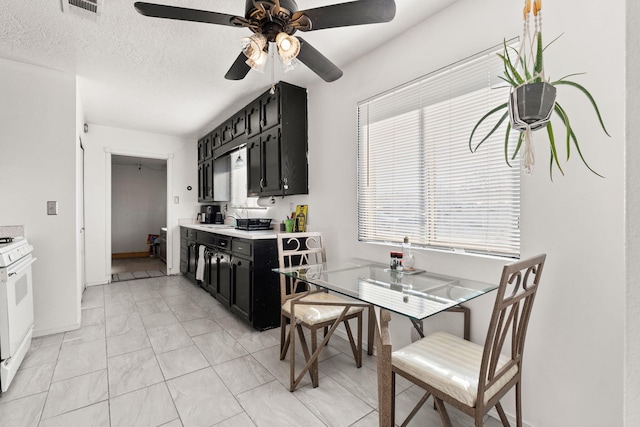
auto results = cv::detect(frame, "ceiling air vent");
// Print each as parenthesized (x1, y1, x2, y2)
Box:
(61, 0, 103, 21)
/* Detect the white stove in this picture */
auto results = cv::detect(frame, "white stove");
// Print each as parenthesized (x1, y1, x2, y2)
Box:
(0, 235, 36, 393)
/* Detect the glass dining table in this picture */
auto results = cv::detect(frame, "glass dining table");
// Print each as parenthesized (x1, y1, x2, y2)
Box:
(273, 258, 498, 426)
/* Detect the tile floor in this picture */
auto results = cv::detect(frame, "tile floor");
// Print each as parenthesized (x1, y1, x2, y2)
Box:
(111, 257, 167, 282)
(0, 275, 503, 427)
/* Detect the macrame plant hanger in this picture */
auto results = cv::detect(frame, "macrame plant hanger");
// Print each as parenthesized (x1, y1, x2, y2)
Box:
(509, 0, 551, 175)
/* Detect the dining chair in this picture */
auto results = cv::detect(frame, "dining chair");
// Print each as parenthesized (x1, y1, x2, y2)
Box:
(390, 254, 546, 427)
(277, 232, 364, 391)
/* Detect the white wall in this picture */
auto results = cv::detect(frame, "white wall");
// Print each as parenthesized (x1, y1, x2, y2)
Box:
(111, 163, 167, 254)
(305, 0, 625, 425)
(83, 125, 197, 285)
(0, 58, 80, 336)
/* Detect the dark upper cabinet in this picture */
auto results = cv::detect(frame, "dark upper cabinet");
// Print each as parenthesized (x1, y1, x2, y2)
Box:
(261, 88, 280, 132)
(197, 133, 212, 163)
(198, 159, 215, 202)
(245, 100, 261, 139)
(199, 81, 308, 198)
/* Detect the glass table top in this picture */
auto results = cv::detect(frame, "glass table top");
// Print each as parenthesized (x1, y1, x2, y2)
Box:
(274, 259, 498, 320)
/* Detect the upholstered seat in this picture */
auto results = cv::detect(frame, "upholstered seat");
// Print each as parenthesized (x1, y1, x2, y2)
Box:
(393, 331, 518, 407)
(390, 254, 546, 427)
(282, 292, 364, 325)
(277, 232, 365, 391)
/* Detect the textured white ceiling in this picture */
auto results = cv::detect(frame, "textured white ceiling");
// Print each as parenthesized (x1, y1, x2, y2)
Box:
(1, 0, 456, 138)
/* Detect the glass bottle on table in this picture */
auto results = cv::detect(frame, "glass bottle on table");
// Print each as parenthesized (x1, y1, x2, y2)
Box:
(402, 237, 416, 271)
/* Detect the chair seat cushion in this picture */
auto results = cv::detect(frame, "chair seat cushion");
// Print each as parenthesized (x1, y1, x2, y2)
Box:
(392, 331, 518, 407)
(282, 292, 364, 325)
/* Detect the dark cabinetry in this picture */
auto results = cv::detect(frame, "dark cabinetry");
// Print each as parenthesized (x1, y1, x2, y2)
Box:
(181, 227, 279, 330)
(198, 81, 308, 200)
(246, 83, 308, 197)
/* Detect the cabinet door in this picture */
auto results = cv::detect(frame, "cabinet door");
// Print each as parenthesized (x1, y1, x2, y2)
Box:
(198, 163, 206, 202)
(247, 138, 262, 196)
(232, 111, 246, 139)
(204, 132, 213, 159)
(261, 89, 280, 132)
(180, 238, 188, 274)
(202, 248, 215, 294)
(246, 101, 261, 138)
(221, 120, 233, 145)
(197, 138, 206, 162)
(187, 242, 198, 281)
(205, 159, 215, 201)
(211, 128, 222, 150)
(231, 256, 252, 321)
(261, 128, 282, 194)
(216, 252, 232, 307)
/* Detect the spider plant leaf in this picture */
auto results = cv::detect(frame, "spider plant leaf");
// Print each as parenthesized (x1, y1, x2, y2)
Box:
(512, 131, 524, 160)
(568, 127, 605, 177)
(504, 122, 514, 167)
(553, 80, 610, 137)
(534, 31, 544, 82)
(469, 103, 509, 152)
(498, 53, 523, 86)
(553, 102, 572, 160)
(553, 72, 586, 82)
(546, 121, 564, 175)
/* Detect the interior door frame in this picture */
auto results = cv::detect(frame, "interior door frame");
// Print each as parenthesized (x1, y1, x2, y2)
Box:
(105, 149, 174, 280)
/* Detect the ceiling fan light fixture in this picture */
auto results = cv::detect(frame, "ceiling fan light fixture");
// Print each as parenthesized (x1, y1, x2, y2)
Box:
(241, 33, 267, 61)
(245, 50, 268, 73)
(280, 56, 300, 73)
(275, 32, 300, 62)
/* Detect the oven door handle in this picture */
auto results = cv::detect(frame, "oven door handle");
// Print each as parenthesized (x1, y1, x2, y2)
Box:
(8, 257, 37, 277)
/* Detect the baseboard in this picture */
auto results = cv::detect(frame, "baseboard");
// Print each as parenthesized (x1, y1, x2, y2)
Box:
(487, 408, 534, 427)
(112, 252, 150, 259)
(33, 321, 80, 338)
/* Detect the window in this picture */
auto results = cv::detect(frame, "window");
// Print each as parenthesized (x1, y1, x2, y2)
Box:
(357, 47, 520, 258)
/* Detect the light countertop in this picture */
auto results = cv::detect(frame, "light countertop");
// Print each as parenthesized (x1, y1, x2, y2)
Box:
(183, 223, 277, 240)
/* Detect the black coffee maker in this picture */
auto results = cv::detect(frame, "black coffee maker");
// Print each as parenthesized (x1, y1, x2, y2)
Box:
(200, 205, 223, 224)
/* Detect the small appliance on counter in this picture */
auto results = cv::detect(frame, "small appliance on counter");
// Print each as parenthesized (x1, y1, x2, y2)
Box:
(235, 218, 272, 231)
(199, 205, 223, 224)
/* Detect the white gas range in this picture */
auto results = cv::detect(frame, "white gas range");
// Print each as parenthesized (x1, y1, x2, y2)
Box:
(0, 236, 36, 393)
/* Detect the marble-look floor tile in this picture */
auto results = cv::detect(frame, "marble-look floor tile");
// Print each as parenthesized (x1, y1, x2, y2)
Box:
(162, 295, 192, 308)
(106, 312, 145, 337)
(110, 382, 178, 427)
(147, 323, 194, 354)
(349, 411, 380, 427)
(159, 419, 183, 427)
(0, 363, 54, 403)
(131, 286, 163, 302)
(107, 328, 151, 358)
(108, 347, 164, 397)
(30, 333, 64, 349)
(293, 375, 374, 427)
(236, 330, 280, 354)
(81, 307, 105, 327)
(148, 269, 165, 277)
(104, 300, 137, 318)
(133, 271, 151, 279)
(236, 380, 325, 427)
(181, 317, 221, 337)
(167, 368, 243, 426)
(61, 324, 105, 348)
(117, 272, 135, 281)
(156, 345, 210, 380)
(53, 339, 107, 382)
(193, 330, 249, 366)
(0, 391, 47, 427)
(156, 285, 186, 298)
(41, 370, 108, 420)
(318, 353, 379, 408)
(213, 355, 275, 395)
(170, 302, 209, 322)
(215, 315, 255, 341)
(136, 298, 171, 316)
(21, 343, 61, 369)
(251, 346, 314, 390)
(214, 412, 256, 427)
(141, 311, 179, 329)
(39, 401, 110, 427)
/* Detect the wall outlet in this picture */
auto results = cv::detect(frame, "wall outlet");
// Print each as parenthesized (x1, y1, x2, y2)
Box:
(174, 196, 179, 204)
(47, 201, 58, 215)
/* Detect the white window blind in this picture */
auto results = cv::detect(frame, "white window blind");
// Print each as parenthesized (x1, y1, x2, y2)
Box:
(357, 48, 521, 258)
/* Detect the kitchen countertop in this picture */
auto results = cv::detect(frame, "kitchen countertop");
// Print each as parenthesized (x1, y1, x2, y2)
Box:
(183, 223, 278, 240)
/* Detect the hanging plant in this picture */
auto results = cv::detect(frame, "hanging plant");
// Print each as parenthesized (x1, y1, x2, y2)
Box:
(468, 0, 609, 178)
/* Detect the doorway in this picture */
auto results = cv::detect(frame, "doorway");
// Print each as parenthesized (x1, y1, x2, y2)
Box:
(110, 155, 167, 281)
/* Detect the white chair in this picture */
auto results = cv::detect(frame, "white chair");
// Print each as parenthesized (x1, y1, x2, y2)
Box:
(390, 254, 546, 426)
(277, 232, 364, 391)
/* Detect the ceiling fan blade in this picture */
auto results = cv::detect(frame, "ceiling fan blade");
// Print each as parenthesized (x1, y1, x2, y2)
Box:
(225, 53, 252, 80)
(296, 38, 343, 82)
(293, 0, 396, 31)
(134, 2, 245, 27)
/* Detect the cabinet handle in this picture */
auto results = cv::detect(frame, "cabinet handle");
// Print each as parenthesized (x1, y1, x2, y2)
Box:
(260, 178, 264, 189)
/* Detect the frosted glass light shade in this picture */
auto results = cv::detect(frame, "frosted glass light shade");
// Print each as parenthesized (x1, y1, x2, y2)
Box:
(275, 32, 300, 63)
(241, 33, 267, 61)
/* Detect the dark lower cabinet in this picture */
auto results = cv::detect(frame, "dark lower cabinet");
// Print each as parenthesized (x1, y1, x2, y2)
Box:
(231, 255, 252, 321)
(181, 227, 279, 330)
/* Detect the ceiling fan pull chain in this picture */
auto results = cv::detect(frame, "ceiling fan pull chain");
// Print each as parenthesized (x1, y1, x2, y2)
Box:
(270, 43, 276, 94)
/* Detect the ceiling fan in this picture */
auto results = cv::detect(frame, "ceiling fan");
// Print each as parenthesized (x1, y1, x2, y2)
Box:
(133, 0, 396, 82)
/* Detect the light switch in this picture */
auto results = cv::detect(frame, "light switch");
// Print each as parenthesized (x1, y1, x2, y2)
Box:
(47, 201, 58, 215)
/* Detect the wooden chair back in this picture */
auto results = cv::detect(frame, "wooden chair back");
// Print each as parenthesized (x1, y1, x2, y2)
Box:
(477, 254, 546, 407)
(276, 232, 327, 306)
